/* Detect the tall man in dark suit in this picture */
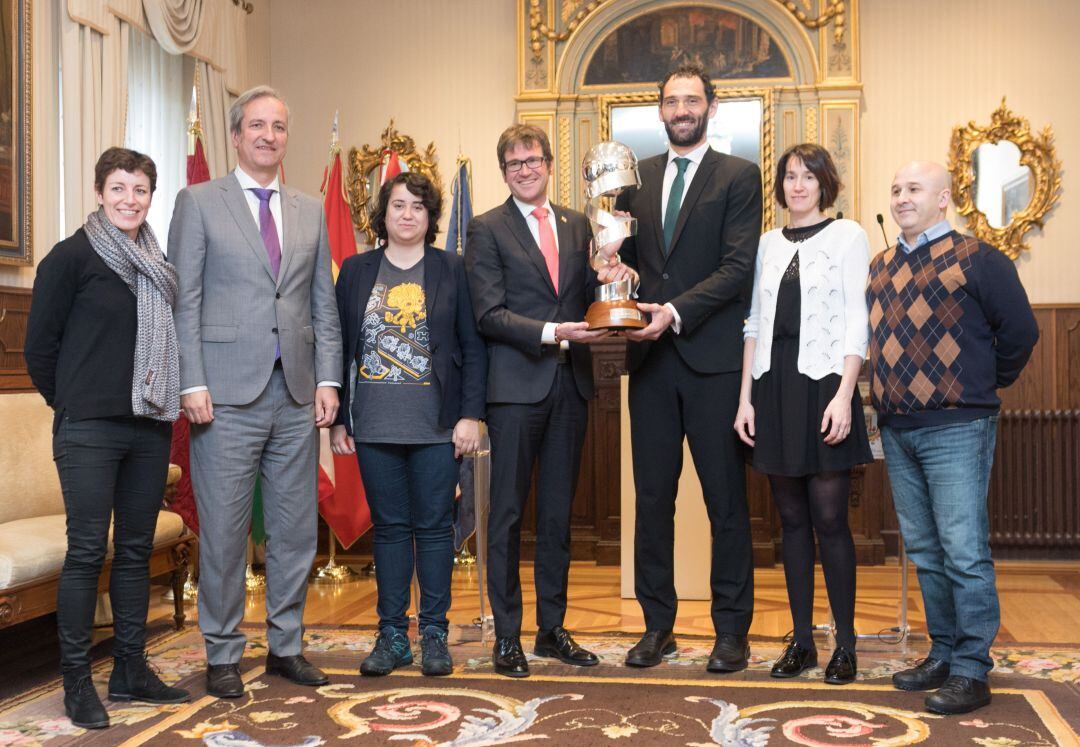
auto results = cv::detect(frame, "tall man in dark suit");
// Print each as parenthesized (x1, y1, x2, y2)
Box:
(614, 64, 762, 672)
(465, 125, 626, 678)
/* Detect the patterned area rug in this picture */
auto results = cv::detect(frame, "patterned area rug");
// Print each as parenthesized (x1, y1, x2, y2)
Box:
(1, 626, 1077, 746)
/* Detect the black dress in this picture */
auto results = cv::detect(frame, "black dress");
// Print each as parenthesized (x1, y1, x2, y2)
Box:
(750, 219, 873, 477)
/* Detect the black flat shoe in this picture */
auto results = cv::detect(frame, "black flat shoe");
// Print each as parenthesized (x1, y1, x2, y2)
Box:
(206, 663, 244, 698)
(493, 636, 529, 678)
(770, 640, 818, 678)
(892, 657, 950, 691)
(625, 630, 676, 668)
(824, 646, 857, 685)
(266, 653, 329, 686)
(707, 633, 750, 673)
(925, 675, 992, 714)
(534, 626, 599, 667)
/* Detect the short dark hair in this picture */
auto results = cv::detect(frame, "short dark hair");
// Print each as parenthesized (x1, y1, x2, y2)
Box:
(93, 147, 158, 194)
(496, 124, 553, 170)
(658, 63, 716, 105)
(370, 171, 443, 246)
(774, 143, 842, 210)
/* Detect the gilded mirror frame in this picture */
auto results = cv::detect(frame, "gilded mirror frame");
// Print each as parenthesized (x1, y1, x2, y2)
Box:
(347, 121, 441, 246)
(948, 99, 1061, 260)
(598, 88, 776, 231)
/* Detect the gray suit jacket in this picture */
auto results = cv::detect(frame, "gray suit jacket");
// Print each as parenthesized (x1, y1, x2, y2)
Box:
(170, 173, 342, 406)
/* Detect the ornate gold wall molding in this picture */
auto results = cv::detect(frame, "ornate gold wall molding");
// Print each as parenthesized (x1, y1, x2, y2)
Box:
(804, 105, 818, 143)
(949, 99, 1062, 260)
(527, 0, 845, 61)
(346, 121, 441, 245)
(557, 116, 573, 205)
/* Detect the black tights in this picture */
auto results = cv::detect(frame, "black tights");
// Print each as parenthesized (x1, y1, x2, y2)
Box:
(769, 471, 856, 650)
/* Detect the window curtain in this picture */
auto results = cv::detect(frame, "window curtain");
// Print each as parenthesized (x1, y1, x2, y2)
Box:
(142, 0, 204, 54)
(125, 28, 187, 250)
(60, 10, 130, 234)
(196, 60, 235, 179)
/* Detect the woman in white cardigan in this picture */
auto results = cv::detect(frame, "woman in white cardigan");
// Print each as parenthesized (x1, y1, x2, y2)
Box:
(735, 143, 872, 685)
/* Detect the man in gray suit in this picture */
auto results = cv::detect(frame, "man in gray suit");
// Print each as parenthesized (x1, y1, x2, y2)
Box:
(170, 86, 342, 698)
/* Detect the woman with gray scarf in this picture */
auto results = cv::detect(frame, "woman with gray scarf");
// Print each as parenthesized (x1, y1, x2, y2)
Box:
(25, 147, 189, 729)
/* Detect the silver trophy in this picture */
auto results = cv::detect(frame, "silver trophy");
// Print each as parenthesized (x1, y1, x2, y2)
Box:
(581, 141, 646, 330)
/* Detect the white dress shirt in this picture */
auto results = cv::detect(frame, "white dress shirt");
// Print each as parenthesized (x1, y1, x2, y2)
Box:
(512, 196, 568, 348)
(655, 142, 711, 334)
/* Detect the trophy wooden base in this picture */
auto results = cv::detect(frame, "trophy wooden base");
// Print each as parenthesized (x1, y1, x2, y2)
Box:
(586, 299, 647, 330)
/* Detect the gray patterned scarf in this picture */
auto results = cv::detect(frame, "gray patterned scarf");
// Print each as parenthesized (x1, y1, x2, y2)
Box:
(84, 208, 180, 422)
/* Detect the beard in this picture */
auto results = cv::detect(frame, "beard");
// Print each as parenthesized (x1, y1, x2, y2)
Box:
(664, 111, 710, 147)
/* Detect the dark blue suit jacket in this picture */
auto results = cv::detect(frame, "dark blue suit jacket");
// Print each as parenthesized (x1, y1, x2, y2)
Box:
(334, 245, 487, 436)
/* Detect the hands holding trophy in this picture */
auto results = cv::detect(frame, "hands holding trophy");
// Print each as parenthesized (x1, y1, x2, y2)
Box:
(582, 142, 647, 330)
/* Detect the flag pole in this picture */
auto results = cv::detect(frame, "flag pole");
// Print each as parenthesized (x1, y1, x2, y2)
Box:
(310, 110, 362, 585)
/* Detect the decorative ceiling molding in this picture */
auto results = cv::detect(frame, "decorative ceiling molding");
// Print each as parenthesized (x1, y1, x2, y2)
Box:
(527, 0, 845, 61)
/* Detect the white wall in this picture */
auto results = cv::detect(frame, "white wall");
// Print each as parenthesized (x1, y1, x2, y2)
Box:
(266, 0, 518, 239)
(860, 0, 1078, 303)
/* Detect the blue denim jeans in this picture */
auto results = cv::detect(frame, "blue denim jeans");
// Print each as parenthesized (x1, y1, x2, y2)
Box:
(881, 416, 999, 681)
(355, 442, 458, 632)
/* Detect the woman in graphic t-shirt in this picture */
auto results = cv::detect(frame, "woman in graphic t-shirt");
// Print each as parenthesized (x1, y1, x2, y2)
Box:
(330, 171, 486, 678)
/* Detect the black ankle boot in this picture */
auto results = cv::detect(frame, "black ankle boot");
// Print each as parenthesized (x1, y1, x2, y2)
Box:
(63, 668, 109, 729)
(108, 653, 190, 704)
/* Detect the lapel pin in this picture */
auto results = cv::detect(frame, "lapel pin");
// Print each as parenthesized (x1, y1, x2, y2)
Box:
(560, 215, 567, 223)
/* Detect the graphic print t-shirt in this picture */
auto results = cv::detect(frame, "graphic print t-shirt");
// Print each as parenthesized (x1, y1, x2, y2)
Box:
(351, 256, 451, 444)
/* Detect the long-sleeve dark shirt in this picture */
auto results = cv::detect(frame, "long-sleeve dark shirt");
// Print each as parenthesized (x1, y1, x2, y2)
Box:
(24, 229, 138, 427)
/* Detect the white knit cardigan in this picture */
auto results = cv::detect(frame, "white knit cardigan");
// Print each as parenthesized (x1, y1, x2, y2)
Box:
(743, 218, 870, 380)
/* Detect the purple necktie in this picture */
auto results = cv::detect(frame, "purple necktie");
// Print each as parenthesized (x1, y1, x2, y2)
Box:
(249, 187, 281, 279)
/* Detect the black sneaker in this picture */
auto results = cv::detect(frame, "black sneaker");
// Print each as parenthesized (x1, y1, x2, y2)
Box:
(108, 653, 190, 704)
(360, 628, 413, 676)
(925, 675, 992, 715)
(63, 669, 109, 729)
(420, 626, 453, 676)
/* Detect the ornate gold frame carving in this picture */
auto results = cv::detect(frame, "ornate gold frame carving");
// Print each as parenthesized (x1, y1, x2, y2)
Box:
(0, 0, 33, 266)
(598, 88, 776, 230)
(347, 121, 441, 246)
(948, 99, 1062, 260)
(527, 0, 845, 61)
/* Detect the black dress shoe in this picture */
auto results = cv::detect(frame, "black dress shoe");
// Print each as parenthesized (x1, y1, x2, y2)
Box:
(707, 633, 750, 673)
(266, 653, 329, 686)
(108, 653, 190, 704)
(625, 630, 676, 667)
(493, 637, 529, 678)
(824, 646, 857, 685)
(925, 675, 992, 714)
(206, 664, 244, 698)
(770, 640, 818, 678)
(892, 657, 951, 691)
(534, 626, 599, 667)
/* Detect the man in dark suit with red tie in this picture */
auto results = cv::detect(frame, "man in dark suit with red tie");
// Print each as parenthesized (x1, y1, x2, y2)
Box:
(465, 124, 620, 678)
(614, 64, 762, 672)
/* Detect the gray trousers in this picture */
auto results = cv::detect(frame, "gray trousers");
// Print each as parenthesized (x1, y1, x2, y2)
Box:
(190, 368, 318, 665)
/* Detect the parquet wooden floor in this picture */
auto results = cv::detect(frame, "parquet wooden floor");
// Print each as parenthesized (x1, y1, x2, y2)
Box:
(150, 560, 1080, 646)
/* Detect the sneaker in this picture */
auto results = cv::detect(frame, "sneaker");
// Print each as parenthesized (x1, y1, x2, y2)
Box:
(360, 628, 413, 676)
(420, 626, 453, 676)
(108, 653, 190, 704)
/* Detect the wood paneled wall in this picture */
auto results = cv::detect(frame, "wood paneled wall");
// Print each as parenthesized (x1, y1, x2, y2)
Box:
(4, 286, 1075, 565)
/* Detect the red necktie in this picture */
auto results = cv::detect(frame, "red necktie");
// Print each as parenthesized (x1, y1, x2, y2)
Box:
(531, 206, 559, 295)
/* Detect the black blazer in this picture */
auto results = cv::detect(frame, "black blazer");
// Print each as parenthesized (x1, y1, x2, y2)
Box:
(464, 197, 595, 404)
(615, 148, 762, 374)
(334, 245, 487, 436)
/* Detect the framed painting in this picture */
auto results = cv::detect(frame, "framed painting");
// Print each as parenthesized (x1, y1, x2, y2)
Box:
(0, 0, 30, 266)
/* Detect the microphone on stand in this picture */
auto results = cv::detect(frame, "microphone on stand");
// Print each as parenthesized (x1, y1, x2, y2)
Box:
(876, 213, 891, 250)
(836, 211, 843, 220)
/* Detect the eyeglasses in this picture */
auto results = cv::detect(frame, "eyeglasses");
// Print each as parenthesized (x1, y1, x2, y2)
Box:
(503, 156, 546, 173)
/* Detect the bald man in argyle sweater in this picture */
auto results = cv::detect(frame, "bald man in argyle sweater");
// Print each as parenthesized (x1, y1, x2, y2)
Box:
(867, 162, 1038, 716)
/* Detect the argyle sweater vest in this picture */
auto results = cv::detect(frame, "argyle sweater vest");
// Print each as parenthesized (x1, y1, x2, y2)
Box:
(866, 231, 1038, 429)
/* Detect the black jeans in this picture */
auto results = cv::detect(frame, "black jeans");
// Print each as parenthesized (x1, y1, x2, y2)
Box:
(52, 415, 172, 672)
